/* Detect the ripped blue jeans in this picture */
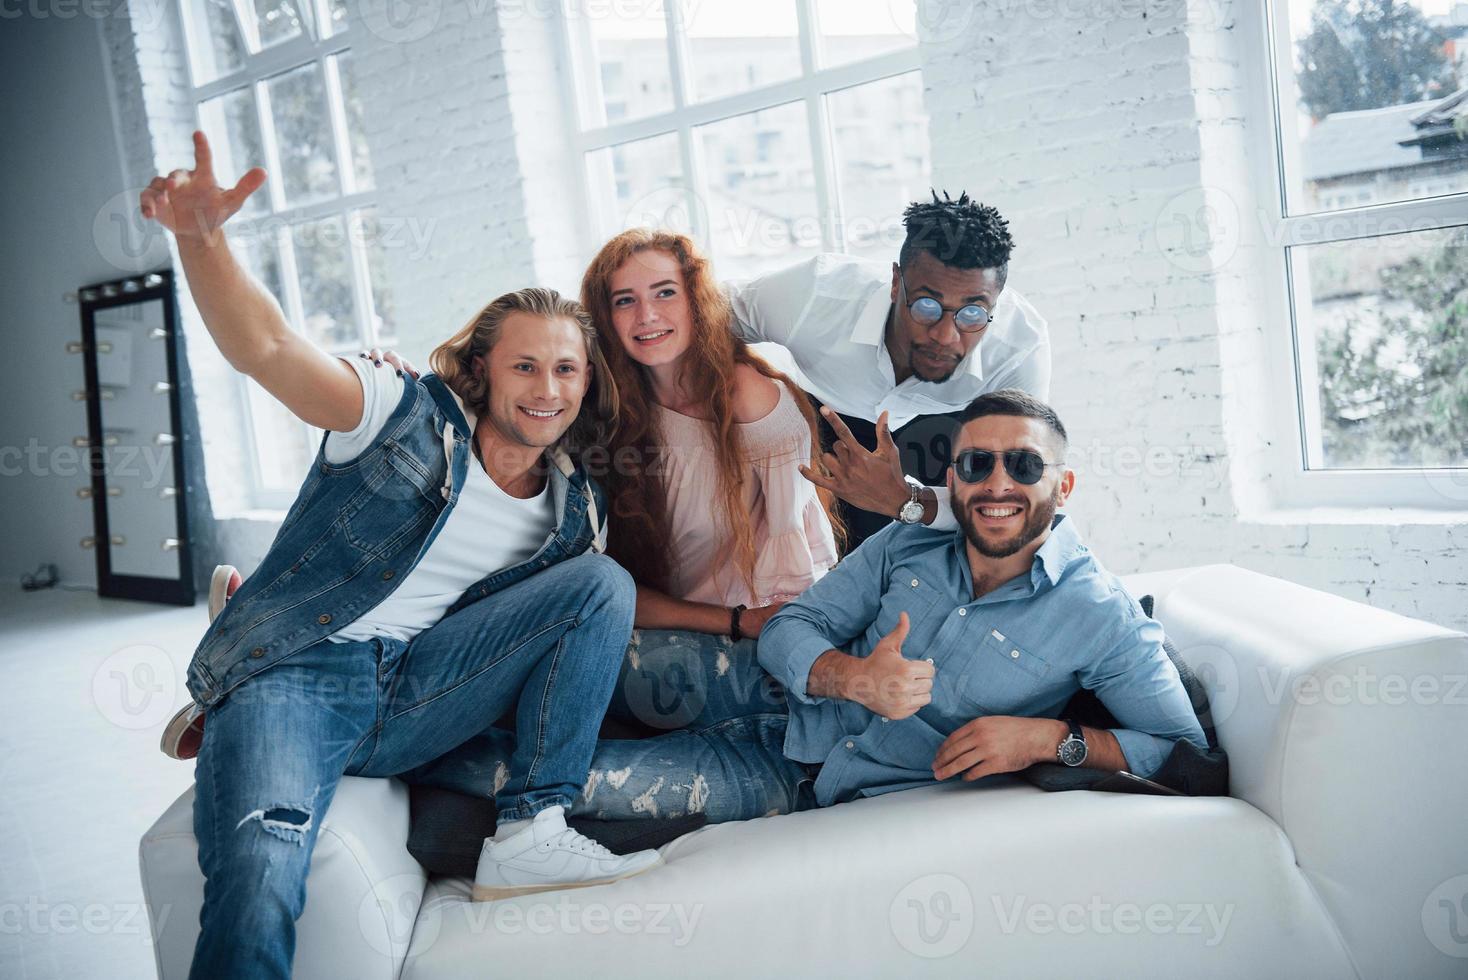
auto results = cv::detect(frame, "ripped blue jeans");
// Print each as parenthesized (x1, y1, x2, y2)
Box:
(404, 629, 819, 823)
(189, 555, 635, 980)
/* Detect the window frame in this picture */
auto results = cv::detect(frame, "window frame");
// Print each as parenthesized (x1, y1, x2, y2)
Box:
(177, 0, 391, 510)
(557, 0, 925, 260)
(1248, 0, 1468, 514)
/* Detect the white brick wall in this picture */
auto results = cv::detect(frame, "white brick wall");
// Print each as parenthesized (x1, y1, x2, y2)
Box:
(107, 0, 1465, 629)
(920, 0, 1465, 630)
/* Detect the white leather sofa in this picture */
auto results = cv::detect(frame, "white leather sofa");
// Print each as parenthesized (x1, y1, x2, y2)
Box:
(140, 564, 1468, 978)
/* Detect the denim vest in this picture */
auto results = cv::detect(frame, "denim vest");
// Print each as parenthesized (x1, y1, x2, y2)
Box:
(186, 373, 606, 708)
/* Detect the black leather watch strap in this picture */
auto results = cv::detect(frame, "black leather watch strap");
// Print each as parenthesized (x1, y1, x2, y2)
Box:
(1057, 718, 1087, 767)
(730, 604, 747, 641)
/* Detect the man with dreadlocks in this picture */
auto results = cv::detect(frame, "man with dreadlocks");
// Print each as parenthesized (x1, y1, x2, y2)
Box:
(724, 191, 1049, 549)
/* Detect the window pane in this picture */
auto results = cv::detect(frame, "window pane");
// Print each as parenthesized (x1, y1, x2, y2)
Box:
(583, 5, 674, 123)
(353, 209, 398, 342)
(333, 52, 375, 192)
(236, 229, 313, 494)
(1284, 0, 1467, 214)
(266, 62, 340, 207)
(827, 71, 930, 260)
(324, 0, 348, 36)
(685, 0, 802, 103)
(1295, 226, 1468, 469)
(587, 132, 691, 234)
(198, 86, 268, 217)
(292, 215, 358, 348)
(246, 379, 315, 492)
(183, 0, 247, 84)
(235, 225, 285, 302)
(242, 0, 308, 49)
(697, 102, 822, 278)
(815, 0, 917, 67)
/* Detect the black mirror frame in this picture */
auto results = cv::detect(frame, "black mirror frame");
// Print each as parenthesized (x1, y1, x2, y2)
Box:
(79, 268, 197, 606)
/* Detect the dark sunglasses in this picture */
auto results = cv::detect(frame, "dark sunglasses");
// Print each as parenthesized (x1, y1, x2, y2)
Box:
(899, 270, 991, 333)
(953, 448, 1061, 486)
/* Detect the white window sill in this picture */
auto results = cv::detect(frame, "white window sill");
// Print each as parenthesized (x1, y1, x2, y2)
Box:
(1242, 506, 1468, 528)
(221, 508, 289, 526)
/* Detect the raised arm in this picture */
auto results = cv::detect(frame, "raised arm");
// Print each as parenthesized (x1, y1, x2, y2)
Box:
(140, 131, 363, 432)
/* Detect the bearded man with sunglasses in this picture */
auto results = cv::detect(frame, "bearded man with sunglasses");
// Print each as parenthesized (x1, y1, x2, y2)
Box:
(757, 389, 1207, 801)
(724, 191, 1049, 549)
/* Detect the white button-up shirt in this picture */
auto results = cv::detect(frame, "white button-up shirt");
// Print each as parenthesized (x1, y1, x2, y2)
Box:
(724, 253, 1050, 428)
(724, 253, 1050, 529)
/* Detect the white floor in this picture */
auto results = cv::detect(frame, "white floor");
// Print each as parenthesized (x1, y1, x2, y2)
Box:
(1, 585, 206, 980)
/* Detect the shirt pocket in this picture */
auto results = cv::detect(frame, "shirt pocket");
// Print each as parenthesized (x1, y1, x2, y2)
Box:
(955, 626, 1055, 718)
(874, 564, 945, 643)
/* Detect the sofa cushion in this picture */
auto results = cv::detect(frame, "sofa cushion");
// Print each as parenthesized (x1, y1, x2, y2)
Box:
(397, 782, 1353, 979)
(139, 776, 426, 980)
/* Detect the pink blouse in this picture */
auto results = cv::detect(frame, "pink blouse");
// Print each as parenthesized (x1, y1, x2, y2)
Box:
(655, 384, 839, 608)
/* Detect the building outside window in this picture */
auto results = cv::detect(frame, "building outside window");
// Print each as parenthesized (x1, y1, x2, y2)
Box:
(1267, 0, 1468, 491)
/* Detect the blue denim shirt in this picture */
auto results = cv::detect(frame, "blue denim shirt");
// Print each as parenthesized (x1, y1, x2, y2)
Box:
(186, 373, 606, 709)
(758, 515, 1207, 805)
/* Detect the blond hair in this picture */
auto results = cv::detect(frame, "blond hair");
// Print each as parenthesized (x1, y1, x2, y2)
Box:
(428, 286, 618, 453)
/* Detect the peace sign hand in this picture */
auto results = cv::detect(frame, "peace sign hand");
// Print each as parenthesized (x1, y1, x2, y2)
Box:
(139, 131, 267, 242)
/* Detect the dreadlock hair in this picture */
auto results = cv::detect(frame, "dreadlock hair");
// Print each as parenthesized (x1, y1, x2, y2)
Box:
(899, 190, 1015, 287)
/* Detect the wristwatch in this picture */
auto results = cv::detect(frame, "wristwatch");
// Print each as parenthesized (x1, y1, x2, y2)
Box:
(1056, 719, 1088, 767)
(896, 478, 926, 525)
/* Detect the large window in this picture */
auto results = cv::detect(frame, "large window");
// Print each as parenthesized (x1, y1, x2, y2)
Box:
(564, 0, 932, 279)
(179, 0, 393, 506)
(1263, 0, 1467, 505)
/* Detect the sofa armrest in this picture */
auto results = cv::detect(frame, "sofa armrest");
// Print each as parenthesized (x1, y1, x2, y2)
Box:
(139, 775, 427, 980)
(1137, 564, 1468, 979)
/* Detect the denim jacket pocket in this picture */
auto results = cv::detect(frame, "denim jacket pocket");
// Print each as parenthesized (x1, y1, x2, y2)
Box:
(957, 627, 1053, 717)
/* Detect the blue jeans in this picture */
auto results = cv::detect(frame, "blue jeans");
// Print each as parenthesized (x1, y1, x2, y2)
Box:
(406, 630, 818, 823)
(189, 554, 635, 980)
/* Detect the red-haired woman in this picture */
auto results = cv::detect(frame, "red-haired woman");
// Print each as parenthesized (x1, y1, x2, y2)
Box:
(587, 232, 837, 621)
(579, 228, 841, 735)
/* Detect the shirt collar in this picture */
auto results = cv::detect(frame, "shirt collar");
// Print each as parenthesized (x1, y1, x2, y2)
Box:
(946, 512, 1086, 598)
(1031, 513, 1085, 588)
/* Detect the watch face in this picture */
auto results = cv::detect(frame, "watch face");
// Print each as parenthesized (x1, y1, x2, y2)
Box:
(1059, 738, 1087, 767)
(899, 499, 925, 524)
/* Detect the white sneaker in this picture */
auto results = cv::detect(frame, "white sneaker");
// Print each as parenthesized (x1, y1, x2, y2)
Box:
(208, 564, 241, 623)
(159, 565, 241, 761)
(471, 805, 663, 901)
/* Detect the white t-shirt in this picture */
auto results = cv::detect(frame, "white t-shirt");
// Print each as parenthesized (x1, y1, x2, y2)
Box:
(323, 357, 557, 644)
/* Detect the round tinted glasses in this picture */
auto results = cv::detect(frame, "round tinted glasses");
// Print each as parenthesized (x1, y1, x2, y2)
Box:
(953, 449, 1061, 486)
(900, 270, 991, 333)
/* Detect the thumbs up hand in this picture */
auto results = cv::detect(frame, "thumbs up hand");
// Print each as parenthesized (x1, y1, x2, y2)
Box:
(847, 612, 935, 721)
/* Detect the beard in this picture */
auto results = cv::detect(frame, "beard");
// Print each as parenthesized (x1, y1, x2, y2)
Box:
(952, 483, 1062, 559)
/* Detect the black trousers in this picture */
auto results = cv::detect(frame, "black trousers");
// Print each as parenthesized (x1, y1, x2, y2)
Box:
(808, 395, 963, 552)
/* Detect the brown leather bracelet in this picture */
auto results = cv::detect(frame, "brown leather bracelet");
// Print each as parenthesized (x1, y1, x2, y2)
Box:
(730, 604, 747, 641)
